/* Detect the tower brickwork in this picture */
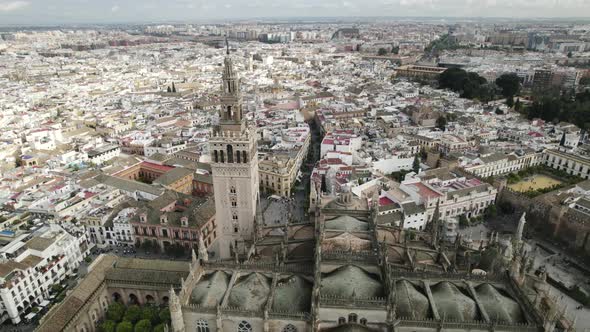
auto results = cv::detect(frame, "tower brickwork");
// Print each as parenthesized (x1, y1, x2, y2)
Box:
(210, 53, 259, 259)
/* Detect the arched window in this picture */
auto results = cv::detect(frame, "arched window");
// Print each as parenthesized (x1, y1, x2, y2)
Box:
(230, 186, 236, 194)
(360, 318, 367, 325)
(214, 150, 218, 163)
(220, 150, 225, 163)
(338, 317, 346, 325)
(348, 313, 357, 323)
(236, 150, 241, 163)
(196, 319, 210, 332)
(242, 151, 247, 163)
(237, 321, 252, 332)
(227, 145, 234, 163)
(282, 324, 297, 332)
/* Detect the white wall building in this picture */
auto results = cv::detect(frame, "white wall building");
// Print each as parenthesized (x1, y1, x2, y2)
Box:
(0, 224, 86, 325)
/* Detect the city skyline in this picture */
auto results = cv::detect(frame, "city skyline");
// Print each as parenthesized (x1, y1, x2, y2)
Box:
(1, 0, 590, 25)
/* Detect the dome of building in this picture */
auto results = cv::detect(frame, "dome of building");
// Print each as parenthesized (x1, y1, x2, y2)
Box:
(394, 280, 431, 319)
(190, 271, 230, 307)
(227, 273, 271, 311)
(475, 283, 524, 324)
(431, 282, 478, 321)
(325, 216, 369, 232)
(272, 275, 312, 312)
(321, 265, 383, 299)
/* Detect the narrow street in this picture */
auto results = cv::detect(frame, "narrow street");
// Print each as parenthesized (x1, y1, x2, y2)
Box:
(260, 117, 322, 226)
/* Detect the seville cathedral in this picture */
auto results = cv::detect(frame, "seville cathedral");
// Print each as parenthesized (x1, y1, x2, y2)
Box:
(36, 48, 575, 332)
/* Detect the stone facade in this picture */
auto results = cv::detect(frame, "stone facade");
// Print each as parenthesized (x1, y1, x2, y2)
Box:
(210, 53, 259, 259)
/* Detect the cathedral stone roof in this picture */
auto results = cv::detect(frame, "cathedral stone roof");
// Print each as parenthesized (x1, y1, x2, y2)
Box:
(322, 232, 371, 251)
(321, 265, 383, 299)
(325, 216, 369, 232)
(475, 283, 524, 324)
(430, 282, 478, 321)
(272, 275, 312, 312)
(190, 271, 230, 307)
(323, 324, 376, 331)
(394, 280, 431, 319)
(227, 273, 271, 311)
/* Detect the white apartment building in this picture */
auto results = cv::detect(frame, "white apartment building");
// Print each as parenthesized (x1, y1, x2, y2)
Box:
(543, 149, 590, 179)
(399, 170, 497, 222)
(461, 151, 542, 178)
(86, 144, 121, 165)
(25, 128, 63, 151)
(144, 141, 187, 157)
(0, 224, 85, 324)
(320, 130, 362, 160)
(112, 208, 136, 246)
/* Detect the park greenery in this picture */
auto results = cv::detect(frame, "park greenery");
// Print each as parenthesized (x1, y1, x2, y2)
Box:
(495, 73, 521, 98)
(506, 166, 582, 197)
(522, 90, 590, 130)
(424, 34, 463, 54)
(438, 68, 492, 101)
(98, 302, 170, 332)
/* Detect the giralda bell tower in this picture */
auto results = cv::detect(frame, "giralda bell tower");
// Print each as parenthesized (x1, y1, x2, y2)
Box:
(209, 42, 259, 259)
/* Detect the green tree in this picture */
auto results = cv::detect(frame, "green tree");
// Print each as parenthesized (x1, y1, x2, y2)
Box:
(514, 98, 523, 112)
(140, 240, 152, 251)
(436, 116, 447, 131)
(99, 320, 117, 332)
(391, 46, 399, 54)
(495, 73, 521, 98)
(116, 321, 133, 332)
(123, 305, 142, 324)
(158, 308, 171, 324)
(134, 319, 152, 332)
(412, 155, 420, 173)
(484, 205, 497, 218)
(438, 68, 488, 100)
(172, 82, 176, 93)
(153, 324, 166, 332)
(458, 214, 469, 227)
(495, 108, 504, 115)
(506, 95, 514, 108)
(109, 303, 126, 321)
(567, 51, 573, 58)
(377, 48, 388, 56)
(167, 86, 171, 93)
(141, 305, 160, 325)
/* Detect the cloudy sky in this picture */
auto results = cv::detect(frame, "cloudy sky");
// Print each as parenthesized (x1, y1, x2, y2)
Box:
(0, 0, 589, 25)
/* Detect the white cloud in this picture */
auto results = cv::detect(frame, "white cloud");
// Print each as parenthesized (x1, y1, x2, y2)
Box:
(111, 4, 119, 12)
(0, 0, 29, 11)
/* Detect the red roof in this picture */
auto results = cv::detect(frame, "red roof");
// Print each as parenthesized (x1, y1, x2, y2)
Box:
(410, 182, 442, 199)
(379, 196, 395, 206)
(140, 161, 174, 172)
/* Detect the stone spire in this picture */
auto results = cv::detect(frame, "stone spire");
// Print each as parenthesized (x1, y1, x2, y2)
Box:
(515, 212, 526, 244)
(198, 233, 208, 262)
(169, 287, 185, 332)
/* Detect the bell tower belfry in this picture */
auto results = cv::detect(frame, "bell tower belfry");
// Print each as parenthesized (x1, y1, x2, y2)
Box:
(209, 41, 259, 259)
